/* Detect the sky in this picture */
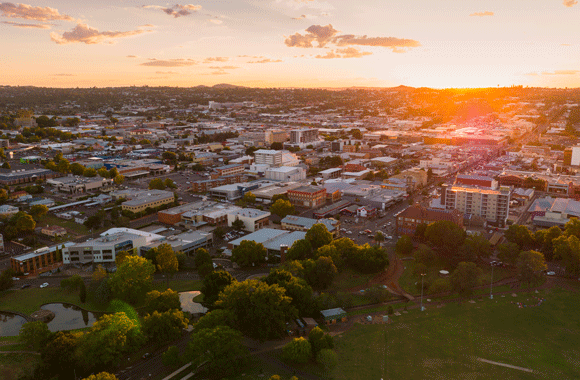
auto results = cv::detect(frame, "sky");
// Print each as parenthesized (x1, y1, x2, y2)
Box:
(0, 0, 579, 89)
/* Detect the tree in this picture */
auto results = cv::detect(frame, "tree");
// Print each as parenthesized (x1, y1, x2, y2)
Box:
(77, 312, 145, 370)
(156, 243, 179, 281)
(195, 308, 237, 331)
(14, 212, 36, 232)
(460, 234, 491, 260)
(115, 250, 131, 266)
(113, 174, 125, 185)
(29, 204, 49, 220)
(19, 321, 51, 351)
(517, 250, 547, 286)
(143, 309, 189, 344)
(231, 240, 267, 267)
(534, 226, 562, 261)
(84, 215, 102, 230)
(70, 162, 85, 176)
(108, 167, 119, 179)
(231, 218, 245, 231)
(286, 238, 313, 261)
(213, 226, 225, 240)
(185, 326, 247, 378)
(303, 256, 338, 290)
(414, 223, 428, 242)
(263, 269, 315, 315)
(92, 264, 107, 284)
(564, 217, 580, 238)
(315, 244, 344, 269)
(270, 198, 295, 218)
(144, 289, 181, 314)
(425, 221, 466, 261)
(308, 326, 334, 356)
(450, 261, 482, 297)
(243, 191, 256, 204)
(37, 331, 81, 380)
(428, 278, 452, 295)
(82, 373, 118, 380)
(395, 235, 413, 256)
(162, 151, 178, 163)
(270, 142, 283, 150)
(97, 167, 109, 178)
(497, 242, 520, 265)
(317, 348, 338, 371)
(162, 346, 182, 368)
(374, 231, 385, 247)
(283, 337, 312, 364)
(0, 269, 15, 291)
(348, 244, 389, 273)
(79, 281, 87, 303)
(109, 255, 156, 304)
(164, 178, 177, 189)
(553, 235, 580, 276)
(148, 178, 165, 190)
(305, 223, 333, 250)
(57, 158, 70, 173)
(216, 280, 295, 340)
(60, 275, 84, 292)
(83, 167, 97, 177)
(201, 270, 236, 309)
(504, 224, 533, 249)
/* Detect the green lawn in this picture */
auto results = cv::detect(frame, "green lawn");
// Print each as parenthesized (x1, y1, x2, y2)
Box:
(331, 269, 375, 292)
(154, 279, 203, 293)
(331, 288, 580, 380)
(41, 214, 91, 236)
(0, 353, 41, 380)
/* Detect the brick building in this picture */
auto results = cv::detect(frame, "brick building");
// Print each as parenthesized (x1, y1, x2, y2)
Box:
(287, 186, 326, 208)
(396, 205, 464, 236)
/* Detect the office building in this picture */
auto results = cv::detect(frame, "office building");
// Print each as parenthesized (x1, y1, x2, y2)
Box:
(396, 205, 464, 236)
(227, 208, 271, 232)
(440, 184, 510, 225)
(290, 129, 318, 144)
(287, 186, 326, 208)
(254, 150, 282, 167)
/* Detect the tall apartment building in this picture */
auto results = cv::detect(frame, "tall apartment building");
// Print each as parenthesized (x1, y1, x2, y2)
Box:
(290, 129, 318, 144)
(254, 149, 282, 167)
(440, 184, 510, 225)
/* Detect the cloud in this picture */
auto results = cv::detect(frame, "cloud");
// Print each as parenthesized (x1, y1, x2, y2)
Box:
(140, 58, 197, 67)
(204, 57, 229, 62)
(155, 71, 178, 74)
(315, 47, 371, 59)
(563, 0, 578, 7)
(139, 24, 155, 27)
(542, 70, 580, 75)
(208, 19, 222, 24)
(209, 65, 240, 69)
(285, 24, 420, 52)
(1, 20, 51, 28)
(143, 4, 201, 18)
(238, 55, 264, 58)
(126, 55, 137, 58)
(50, 23, 148, 45)
(470, 11, 494, 17)
(247, 58, 283, 63)
(0, 2, 74, 21)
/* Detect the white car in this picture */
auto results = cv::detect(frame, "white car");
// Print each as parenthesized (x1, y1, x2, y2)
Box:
(546, 271, 556, 276)
(12, 277, 20, 281)
(40, 282, 49, 288)
(346, 231, 352, 235)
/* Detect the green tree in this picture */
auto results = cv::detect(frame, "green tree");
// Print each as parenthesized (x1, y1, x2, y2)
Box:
(305, 223, 333, 250)
(113, 174, 125, 185)
(164, 178, 177, 189)
(504, 224, 533, 249)
(317, 348, 338, 372)
(414, 223, 428, 242)
(60, 275, 84, 292)
(395, 235, 414, 256)
(108, 167, 119, 179)
(517, 250, 547, 286)
(156, 243, 179, 281)
(79, 281, 87, 303)
(243, 191, 256, 204)
(216, 279, 295, 340)
(149, 178, 165, 190)
(315, 244, 344, 269)
(374, 231, 385, 247)
(14, 212, 36, 232)
(450, 261, 482, 297)
(231, 218, 245, 231)
(38, 331, 81, 379)
(262, 269, 315, 315)
(143, 309, 189, 344)
(162, 151, 178, 163)
(425, 220, 466, 261)
(162, 346, 182, 368)
(270, 198, 295, 218)
(231, 240, 268, 267)
(348, 244, 389, 273)
(195, 308, 237, 331)
(109, 255, 156, 304)
(97, 167, 109, 178)
(185, 326, 247, 378)
(287, 238, 313, 261)
(83, 167, 97, 177)
(84, 215, 102, 230)
(144, 289, 181, 314)
(201, 270, 236, 309)
(82, 372, 118, 380)
(19, 321, 51, 351)
(57, 158, 70, 173)
(303, 256, 338, 290)
(29, 204, 49, 220)
(459, 234, 491, 260)
(70, 162, 86, 176)
(308, 326, 334, 356)
(497, 242, 520, 265)
(283, 337, 312, 364)
(428, 278, 452, 295)
(564, 217, 580, 238)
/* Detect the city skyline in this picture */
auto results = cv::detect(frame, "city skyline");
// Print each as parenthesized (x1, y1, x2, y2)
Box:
(1, 0, 580, 89)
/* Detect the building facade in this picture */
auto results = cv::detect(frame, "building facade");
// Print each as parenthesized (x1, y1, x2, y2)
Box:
(290, 129, 318, 144)
(287, 186, 327, 208)
(254, 150, 282, 167)
(227, 208, 271, 232)
(396, 205, 464, 235)
(440, 184, 510, 225)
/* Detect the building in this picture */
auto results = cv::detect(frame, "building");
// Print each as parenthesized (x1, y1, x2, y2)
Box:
(455, 174, 497, 189)
(227, 228, 306, 260)
(280, 216, 340, 237)
(157, 200, 217, 225)
(319, 168, 342, 180)
(0, 204, 19, 217)
(10, 244, 73, 275)
(440, 184, 510, 226)
(396, 205, 464, 235)
(191, 173, 247, 193)
(215, 164, 245, 176)
(290, 128, 318, 144)
(320, 308, 347, 325)
(47, 176, 114, 194)
(63, 228, 163, 264)
(140, 230, 213, 256)
(254, 149, 282, 167)
(287, 186, 326, 208)
(313, 200, 352, 219)
(227, 208, 271, 232)
(265, 166, 306, 182)
(41, 225, 68, 237)
(113, 189, 175, 213)
(528, 196, 580, 227)
(0, 168, 59, 186)
(370, 156, 397, 168)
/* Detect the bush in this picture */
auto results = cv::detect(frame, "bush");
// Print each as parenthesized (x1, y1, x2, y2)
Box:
(428, 278, 451, 295)
(317, 349, 338, 371)
(283, 337, 312, 364)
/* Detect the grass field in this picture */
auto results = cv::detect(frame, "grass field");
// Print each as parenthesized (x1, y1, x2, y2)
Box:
(331, 269, 375, 292)
(331, 288, 580, 380)
(0, 353, 40, 380)
(41, 215, 91, 236)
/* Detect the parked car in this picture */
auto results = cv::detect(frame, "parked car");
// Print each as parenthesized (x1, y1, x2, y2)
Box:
(40, 282, 49, 288)
(546, 271, 556, 276)
(21, 284, 31, 289)
(12, 277, 20, 281)
(142, 353, 151, 360)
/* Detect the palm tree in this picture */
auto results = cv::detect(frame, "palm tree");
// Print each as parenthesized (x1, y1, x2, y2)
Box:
(375, 231, 385, 248)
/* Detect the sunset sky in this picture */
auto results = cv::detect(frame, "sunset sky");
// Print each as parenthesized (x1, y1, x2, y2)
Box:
(1, 0, 579, 89)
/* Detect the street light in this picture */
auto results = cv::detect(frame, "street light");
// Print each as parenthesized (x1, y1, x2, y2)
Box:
(490, 262, 495, 300)
(420, 273, 426, 312)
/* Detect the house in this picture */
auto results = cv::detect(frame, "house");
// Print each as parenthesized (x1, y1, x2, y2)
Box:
(41, 225, 68, 237)
(321, 308, 347, 325)
(356, 206, 377, 218)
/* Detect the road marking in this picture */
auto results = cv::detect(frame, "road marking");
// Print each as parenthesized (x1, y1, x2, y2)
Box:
(477, 358, 535, 373)
(160, 362, 192, 380)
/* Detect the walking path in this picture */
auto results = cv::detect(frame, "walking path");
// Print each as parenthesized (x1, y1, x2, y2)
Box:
(477, 358, 535, 373)
(0, 351, 40, 355)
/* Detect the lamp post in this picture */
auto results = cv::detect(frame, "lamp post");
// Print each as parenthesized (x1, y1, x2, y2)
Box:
(490, 262, 495, 300)
(420, 273, 426, 311)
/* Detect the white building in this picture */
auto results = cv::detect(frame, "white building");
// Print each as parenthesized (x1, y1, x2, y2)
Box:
(254, 150, 282, 167)
(265, 166, 306, 182)
(227, 208, 271, 232)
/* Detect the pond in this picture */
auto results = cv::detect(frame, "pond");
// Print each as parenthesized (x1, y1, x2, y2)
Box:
(0, 312, 27, 337)
(41, 303, 104, 332)
(179, 291, 208, 314)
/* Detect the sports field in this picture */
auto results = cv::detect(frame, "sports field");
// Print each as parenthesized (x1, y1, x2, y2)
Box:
(332, 288, 580, 380)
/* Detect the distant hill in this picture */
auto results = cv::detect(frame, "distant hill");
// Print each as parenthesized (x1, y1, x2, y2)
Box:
(212, 83, 245, 89)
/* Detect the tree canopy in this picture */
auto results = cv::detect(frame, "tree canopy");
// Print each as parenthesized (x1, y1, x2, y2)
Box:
(109, 255, 155, 304)
(231, 240, 267, 267)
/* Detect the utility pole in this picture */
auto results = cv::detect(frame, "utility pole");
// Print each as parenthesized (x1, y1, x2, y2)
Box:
(420, 273, 426, 311)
